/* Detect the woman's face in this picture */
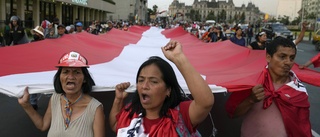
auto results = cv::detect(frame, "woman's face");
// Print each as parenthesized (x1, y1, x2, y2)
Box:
(60, 67, 84, 95)
(137, 64, 170, 111)
(236, 29, 242, 36)
(259, 34, 267, 42)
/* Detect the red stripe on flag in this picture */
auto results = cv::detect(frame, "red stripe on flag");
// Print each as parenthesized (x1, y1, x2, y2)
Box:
(161, 27, 320, 90)
(0, 26, 147, 77)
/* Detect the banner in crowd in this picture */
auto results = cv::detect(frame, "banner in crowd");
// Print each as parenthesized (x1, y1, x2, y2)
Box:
(0, 26, 319, 98)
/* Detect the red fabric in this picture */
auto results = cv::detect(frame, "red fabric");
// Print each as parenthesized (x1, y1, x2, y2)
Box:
(0, 27, 145, 77)
(262, 69, 311, 137)
(310, 53, 320, 68)
(162, 27, 320, 88)
(226, 68, 311, 137)
(1, 26, 320, 90)
(116, 101, 194, 136)
(41, 20, 47, 29)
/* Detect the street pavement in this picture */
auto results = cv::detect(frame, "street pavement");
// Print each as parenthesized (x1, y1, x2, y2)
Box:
(0, 40, 319, 137)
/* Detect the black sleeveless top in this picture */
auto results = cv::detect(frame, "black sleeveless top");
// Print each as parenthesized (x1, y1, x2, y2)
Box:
(250, 41, 266, 50)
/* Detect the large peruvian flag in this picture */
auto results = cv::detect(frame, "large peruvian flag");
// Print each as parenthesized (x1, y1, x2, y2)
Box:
(0, 26, 320, 97)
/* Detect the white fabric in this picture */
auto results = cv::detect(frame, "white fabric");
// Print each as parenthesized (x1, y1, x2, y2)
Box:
(0, 27, 227, 98)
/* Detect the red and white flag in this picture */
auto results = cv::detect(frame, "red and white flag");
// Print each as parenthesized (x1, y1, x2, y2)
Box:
(0, 26, 319, 97)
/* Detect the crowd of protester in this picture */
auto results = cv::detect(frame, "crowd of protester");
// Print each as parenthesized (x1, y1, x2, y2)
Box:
(0, 16, 135, 47)
(0, 15, 309, 49)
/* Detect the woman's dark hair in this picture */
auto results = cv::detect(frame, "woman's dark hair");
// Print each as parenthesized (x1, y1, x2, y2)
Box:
(126, 56, 188, 118)
(266, 36, 296, 57)
(235, 27, 242, 35)
(255, 31, 266, 42)
(53, 67, 95, 94)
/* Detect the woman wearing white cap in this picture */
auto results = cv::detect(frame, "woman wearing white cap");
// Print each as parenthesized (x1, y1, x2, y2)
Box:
(247, 31, 268, 50)
(18, 51, 105, 137)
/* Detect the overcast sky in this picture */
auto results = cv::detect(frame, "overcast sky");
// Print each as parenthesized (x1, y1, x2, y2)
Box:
(148, 0, 280, 16)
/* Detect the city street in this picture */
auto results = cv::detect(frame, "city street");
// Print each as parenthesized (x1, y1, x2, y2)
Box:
(0, 40, 319, 137)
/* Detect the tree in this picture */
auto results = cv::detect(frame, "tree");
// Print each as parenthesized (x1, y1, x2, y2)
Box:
(148, 8, 153, 15)
(279, 15, 290, 25)
(189, 9, 201, 21)
(233, 13, 239, 23)
(291, 16, 301, 25)
(206, 11, 215, 20)
(307, 12, 316, 20)
(269, 17, 277, 22)
(240, 12, 245, 23)
(152, 5, 158, 14)
(218, 9, 226, 23)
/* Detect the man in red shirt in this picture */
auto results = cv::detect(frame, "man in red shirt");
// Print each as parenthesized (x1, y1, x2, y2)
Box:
(226, 36, 311, 137)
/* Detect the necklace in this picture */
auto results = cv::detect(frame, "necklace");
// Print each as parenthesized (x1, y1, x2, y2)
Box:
(63, 93, 83, 130)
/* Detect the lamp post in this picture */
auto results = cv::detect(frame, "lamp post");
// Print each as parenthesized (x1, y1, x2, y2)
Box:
(301, 0, 305, 23)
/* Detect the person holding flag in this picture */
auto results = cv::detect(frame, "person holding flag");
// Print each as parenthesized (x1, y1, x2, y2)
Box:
(226, 37, 311, 137)
(109, 40, 214, 136)
(18, 51, 105, 137)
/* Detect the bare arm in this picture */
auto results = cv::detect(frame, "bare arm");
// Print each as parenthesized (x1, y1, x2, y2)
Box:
(299, 60, 313, 69)
(162, 41, 214, 127)
(18, 87, 52, 131)
(233, 84, 265, 118)
(93, 105, 105, 137)
(247, 44, 253, 49)
(294, 22, 309, 46)
(109, 82, 129, 132)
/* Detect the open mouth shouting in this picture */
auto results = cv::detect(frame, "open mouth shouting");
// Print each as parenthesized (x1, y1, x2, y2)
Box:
(66, 81, 76, 89)
(140, 93, 151, 104)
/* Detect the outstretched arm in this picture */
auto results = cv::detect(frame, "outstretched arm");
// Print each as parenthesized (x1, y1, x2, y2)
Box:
(161, 40, 214, 127)
(109, 82, 130, 132)
(294, 22, 309, 46)
(18, 87, 51, 131)
(299, 60, 313, 69)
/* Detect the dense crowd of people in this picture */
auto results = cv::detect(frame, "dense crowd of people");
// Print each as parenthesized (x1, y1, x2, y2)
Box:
(0, 16, 134, 47)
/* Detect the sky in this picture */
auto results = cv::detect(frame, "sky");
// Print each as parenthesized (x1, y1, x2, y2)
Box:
(148, 0, 280, 16)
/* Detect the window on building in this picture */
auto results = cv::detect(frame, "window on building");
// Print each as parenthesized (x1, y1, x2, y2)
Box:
(62, 4, 73, 25)
(25, 0, 33, 28)
(5, 0, 16, 21)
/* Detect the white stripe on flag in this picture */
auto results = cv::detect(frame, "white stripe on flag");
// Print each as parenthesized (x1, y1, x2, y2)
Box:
(0, 27, 226, 98)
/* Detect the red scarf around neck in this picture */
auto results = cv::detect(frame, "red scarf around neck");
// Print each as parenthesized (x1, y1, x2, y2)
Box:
(260, 68, 311, 137)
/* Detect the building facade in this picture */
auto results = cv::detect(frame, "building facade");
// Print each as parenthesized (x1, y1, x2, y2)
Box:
(108, 0, 148, 23)
(301, 0, 320, 30)
(0, 0, 116, 28)
(169, 0, 261, 24)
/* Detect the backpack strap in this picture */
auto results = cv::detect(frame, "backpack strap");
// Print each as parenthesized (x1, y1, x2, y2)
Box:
(175, 105, 202, 137)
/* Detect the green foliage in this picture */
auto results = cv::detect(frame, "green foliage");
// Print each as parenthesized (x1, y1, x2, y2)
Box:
(189, 9, 201, 21)
(279, 15, 290, 25)
(269, 17, 277, 22)
(206, 11, 215, 20)
(307, 12, 316, 20)
(291, 16, 301, 25)
(218, 10, 226, 22)
(240, 12, 245, 23)
(152, 5, 158, 14)
(148, 8, 154, 15)
(25, 28, 32, 37)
